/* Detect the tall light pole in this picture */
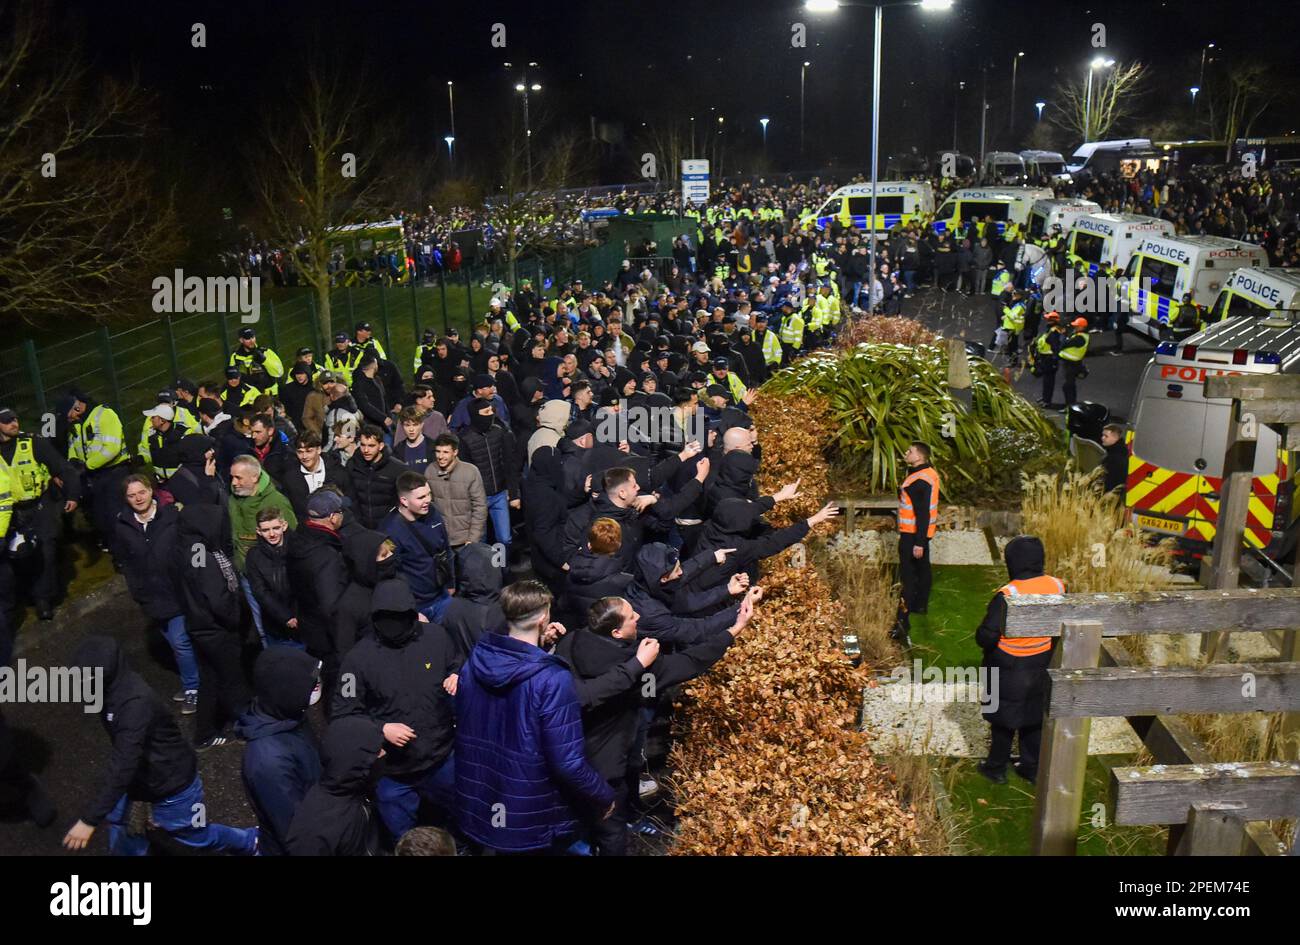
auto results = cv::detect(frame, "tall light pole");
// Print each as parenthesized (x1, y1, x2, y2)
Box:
(1009, 50, 1024, 137)
(979, 61, 988, 167)
(800, 61, 810, 158)
(447, 81, 456, 139)
(760, 117, 769, 154)
(507, 61, 542, 188)
(1083, 56, 1114, 143)
(1035, 100, 1045, 122)
(717, 115, 724, 178)
(1194, 42, 1214, 128)
(807, 0, 953, 314)
(444, 135, 455, 166)
(953, 80, 965, 150)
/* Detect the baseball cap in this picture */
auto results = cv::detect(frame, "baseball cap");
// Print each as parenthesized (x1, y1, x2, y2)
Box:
(711, 357, 730, 370)
(224, 365, 242, 379)
(1043, 311, 1061, 322)
(317, 370, 339, 384)
(1071, 317, 1089, 329)
(238, 327, 257, 340)
(355, 321, 372, 333)
(333, 332, 349, 343)
(566, 419, 595, 441)
(142, 404, 175, 422)
(706, 384, 729, 399)
(0, 408, 17, 424)
(691, 341, 711, 354)
(296, 346, 313, 357)
(306, 490, 346, 518)
(154, 389, 176, 404)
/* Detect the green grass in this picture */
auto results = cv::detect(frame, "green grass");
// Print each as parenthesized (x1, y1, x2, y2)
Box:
(907, 564, 1168, 856)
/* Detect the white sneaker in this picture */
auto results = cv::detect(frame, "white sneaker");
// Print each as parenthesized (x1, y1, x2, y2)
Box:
(638, 775, 660, 799)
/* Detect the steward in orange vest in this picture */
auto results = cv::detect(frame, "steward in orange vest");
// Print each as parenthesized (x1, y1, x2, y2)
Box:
(975, 535, 1062, 785)
(892, 441, 940, 647)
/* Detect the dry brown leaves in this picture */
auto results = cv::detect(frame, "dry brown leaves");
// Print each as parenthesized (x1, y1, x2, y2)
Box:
(666, 392, 920, 856)
(751, 390, 834, 528)
(835, 316, 937, 349)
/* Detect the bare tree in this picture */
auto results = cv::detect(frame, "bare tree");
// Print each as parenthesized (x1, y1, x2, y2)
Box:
(251, 59, 392, 349)
(1206, 63, 1282, 163)
(0, 2, 178, 326)
(1049, 61, 1148, 145)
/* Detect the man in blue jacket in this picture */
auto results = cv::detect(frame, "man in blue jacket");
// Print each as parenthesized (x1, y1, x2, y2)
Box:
(235, 648, 323, 856)
(454, 580, 614, 853)
(380, 472, 455, 623)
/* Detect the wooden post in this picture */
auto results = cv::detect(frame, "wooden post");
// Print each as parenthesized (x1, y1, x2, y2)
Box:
(1031, 619, 1103, 856)
(1175, 803, 1249, 856)
(1206, 397, 1255, 594)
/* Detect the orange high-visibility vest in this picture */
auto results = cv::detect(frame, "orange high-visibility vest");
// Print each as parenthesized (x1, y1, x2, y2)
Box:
(898, 466, 940, 537)
(996, 575, 1065, 657)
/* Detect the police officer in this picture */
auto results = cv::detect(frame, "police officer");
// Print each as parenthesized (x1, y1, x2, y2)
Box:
(998, 289, 1027, 368)
(63, 390, 129, 560)
(353, 321, 387, 361)
(324, 331, 358, 385)
(293, 347, 321, 380)
(777, 300, 804, 363)
(229, 327, 285, 381)
(1059, 317, 1090, 406)
(893, 441, 940, 647)
(1033, 312, 1063, 408)
(754, 312, 784, 374)
(141, 402, 195, 482)
(221, 365, 261, 412)
(137, 390, 198, 469)
(0, 407, 82, 624)
(975, 535, 1064, 784)
(412, 328, 438, 375)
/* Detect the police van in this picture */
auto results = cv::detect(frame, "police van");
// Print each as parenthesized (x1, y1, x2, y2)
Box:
(1027, 198, 1101, 243)
(1020, 150, 1071, 182)
(813, 181, 935, 233)
(1126, 313, 1300, 562)
(931, 186, 1053, 237)
(1065, 212, 1174, 278)
(982, 152, 1026, 184)
(1206, 268, 1300, 322)
(1123, 234, 1268, 340)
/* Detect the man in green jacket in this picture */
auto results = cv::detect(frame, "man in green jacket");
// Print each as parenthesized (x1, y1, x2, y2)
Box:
(229, 454, 298, 647)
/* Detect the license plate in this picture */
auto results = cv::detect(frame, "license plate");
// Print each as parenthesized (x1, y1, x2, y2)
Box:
(1136, 514, 1184, 535)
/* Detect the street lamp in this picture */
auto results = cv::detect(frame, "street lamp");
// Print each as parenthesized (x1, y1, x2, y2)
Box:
(447, 81, 456, 140)
(1035, 101, 1046, 122)
(1190, 86, 1200, 105)
(1083, 56, 1114, 143)
(1009, 51, 1024, 137)
(1194, 43, 1214, 125)
(800, 61, 811, 157)
(444, 135, 455, 165)
(507, 62, 542, 188)
(806, 0, 954, 313)
(760, 117, 770, 154)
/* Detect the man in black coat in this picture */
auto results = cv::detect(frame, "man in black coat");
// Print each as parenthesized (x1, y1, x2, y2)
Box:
(440, 542, 505, 661)
(286, 716, 385, 856)
(243, 507, 297, 644)
(520, 447, 569, 593)
(557, 593, 752, 855)
(334, 528, 401, 660)
(277, 430, 352, 521)
(286, 490, 351, 697)
(332, 579, 459, 842)
(63, 635, 257, 855)
(1101, 423, 1127, 497)
(351, 354, 392, 433)
(346, 425, 409, 529)
(457, 398, 521, 549)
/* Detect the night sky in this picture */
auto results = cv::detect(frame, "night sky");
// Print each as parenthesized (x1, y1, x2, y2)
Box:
(50, 0, 1300, 193)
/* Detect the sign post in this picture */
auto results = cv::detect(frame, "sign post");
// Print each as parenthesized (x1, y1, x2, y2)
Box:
(681, 159, 710, 208)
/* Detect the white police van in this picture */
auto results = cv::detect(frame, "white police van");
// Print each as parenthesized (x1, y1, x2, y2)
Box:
(1206, 268, 1300, 322)
(813, 181, 935, 233)
(1020, 150, 1071, 182)
(1027, 198, 1101, 243)
(1065, 212, 1174, 278)
(931, 186, 1052, 237)
(982, 152, 1026, 184)
(1123, 234, 1269, 340)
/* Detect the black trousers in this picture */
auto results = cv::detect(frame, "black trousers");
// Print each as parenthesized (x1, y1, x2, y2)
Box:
(86, 463, 131, 558)
(986, 723, 1042, 777)
(1039, 366, 1057, 405)
(898, 534, 932, 613)
(1062, 363, 1084, 406)
(188, 627, 251, 744)
(590, 777, 629, 857)
(11, 499, 61, 606)
(0, 557, 14, 668)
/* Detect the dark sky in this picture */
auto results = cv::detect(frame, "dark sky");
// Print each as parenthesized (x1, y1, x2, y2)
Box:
(52, 0, 1300, 187)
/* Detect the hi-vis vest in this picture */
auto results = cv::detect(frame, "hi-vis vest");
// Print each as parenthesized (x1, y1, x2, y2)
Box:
(1058, 333, 1089, 362)
(779, 310, 805, 348)
(229, 346, 285, 380)
(0, 437, 51, 503)
(898, 466, 940, 537)
(69, 404, 127, 472)
(1001, 302, 1025, 333)
(719, 370, 747, 404)
(760, 328, 783, 365)
(990, 270, 1012, 295)
(324, 347, 361, 386)
(996, 575, 1065, 657)
(1035, 331, 1057, 356)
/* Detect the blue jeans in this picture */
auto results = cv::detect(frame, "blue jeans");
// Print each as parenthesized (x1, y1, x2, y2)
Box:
(374, 754, 456, 839)
(484, 490, 511, 547)
(418, 590, 452, 624)
(266, 636, 307, 650)
(162, 615, 200, 693)
(106, 775, 258, 856)
(239, 575, 266, 648)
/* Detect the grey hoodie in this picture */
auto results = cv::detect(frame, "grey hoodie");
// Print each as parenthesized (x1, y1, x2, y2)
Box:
(526, 399, 571, 465)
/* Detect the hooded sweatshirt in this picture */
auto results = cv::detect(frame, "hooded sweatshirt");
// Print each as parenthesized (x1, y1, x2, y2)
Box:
(333, 579, 458, 780)
(334, 529, 398, 657)
(521, 447, 570, 584)
(705, 450, 760, 513)
(441, 543, 506, 661)
(693, 497, 810, 584)
(625, 543, 739, 645)
(285, 716, 383, 856)
(235, 648, 323, 855)
(167, 434, 223, 507)
(454, 632, 614, 852)
(527, 400, 571, 464)
(177, 503, 242, 633)
(73, 635, 197, 826)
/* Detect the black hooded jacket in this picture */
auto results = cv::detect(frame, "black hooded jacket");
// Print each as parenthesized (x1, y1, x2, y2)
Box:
(167, 435, 223, 508)
(286, 521, 350, 659)
(244, 531, 296, 641)
(332, 580, 458, 780)
(556, 625, 733, 780)
(176, 503, 241, 634)
(692, 497, 809, 585)
(286, 716, 383, 856)
(235, 648, 322, 856)
(441, 543, 505, 661)
(561, 550, 634, 629)
(521, 447, 571, 586)
(974, 536, 1059, 729)
(562, 475, 703, 569)
(705, 450, 760, 514)
(74, 636, 197, 826)
(334, 529, 398, 658)
(624, 543, 739, 645)
(346, 447, 409, 530)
